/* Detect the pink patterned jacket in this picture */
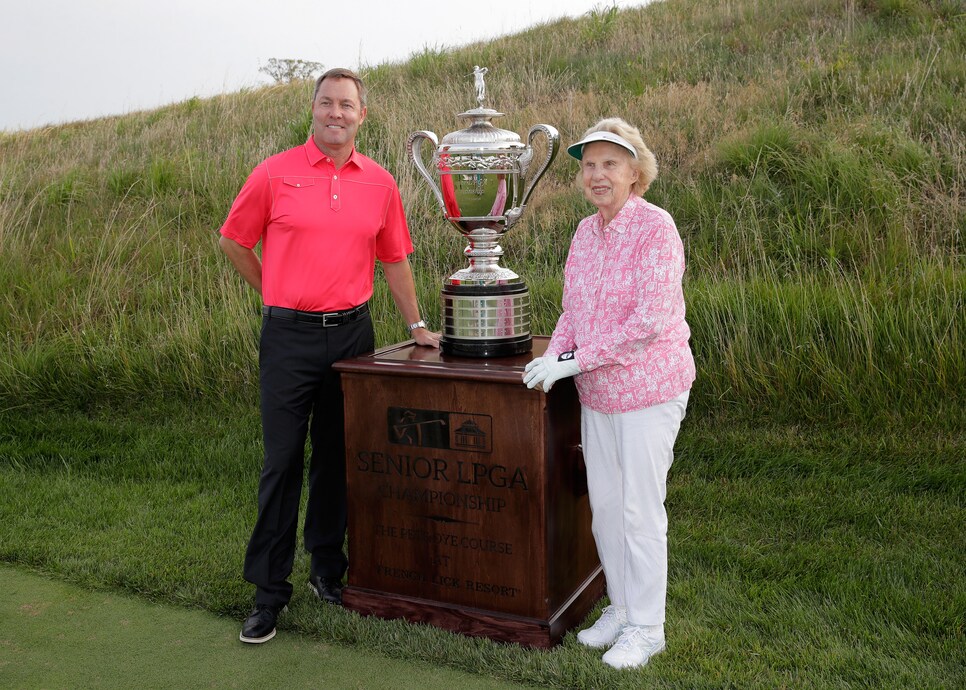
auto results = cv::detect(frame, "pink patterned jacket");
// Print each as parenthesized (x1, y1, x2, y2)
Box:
(546, 195, 696, 414)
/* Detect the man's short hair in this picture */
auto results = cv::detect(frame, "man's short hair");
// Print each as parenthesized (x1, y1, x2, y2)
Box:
(313, 68, 367, 107)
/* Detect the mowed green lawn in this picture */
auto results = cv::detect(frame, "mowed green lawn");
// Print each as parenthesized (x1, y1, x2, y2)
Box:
(1, 565, 531, 689)
(0, 404, 961, 689)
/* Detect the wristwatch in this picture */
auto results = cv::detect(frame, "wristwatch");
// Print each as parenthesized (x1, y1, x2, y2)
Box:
(407, 320, 427, 333)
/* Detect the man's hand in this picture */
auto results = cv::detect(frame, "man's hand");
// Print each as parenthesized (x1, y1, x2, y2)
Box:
(382, 259, 440, 349)
(412, 327, 441, 348)
(522, 351, 580, 392)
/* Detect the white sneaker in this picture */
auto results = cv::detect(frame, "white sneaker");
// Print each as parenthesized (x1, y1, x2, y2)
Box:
(601, 625, 666, 669)
(576, 605, 627, 648)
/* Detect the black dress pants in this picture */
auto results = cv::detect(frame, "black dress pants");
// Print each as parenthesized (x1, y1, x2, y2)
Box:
(243, 311, 374, 608)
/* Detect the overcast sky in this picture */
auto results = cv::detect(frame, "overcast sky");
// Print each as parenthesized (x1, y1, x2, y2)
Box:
(1, 0, 647, 132)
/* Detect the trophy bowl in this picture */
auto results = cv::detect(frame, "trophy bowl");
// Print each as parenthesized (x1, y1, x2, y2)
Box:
(407, 68, 559, 357)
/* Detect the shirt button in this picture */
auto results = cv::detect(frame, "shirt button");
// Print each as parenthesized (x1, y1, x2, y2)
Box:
(333, 175, 338, 180)
(296, 183, 300, 187)
(333, 195, 338, 199)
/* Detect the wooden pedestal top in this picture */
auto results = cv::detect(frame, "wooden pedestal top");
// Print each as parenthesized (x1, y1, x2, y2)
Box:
(333, 336, 551, 384)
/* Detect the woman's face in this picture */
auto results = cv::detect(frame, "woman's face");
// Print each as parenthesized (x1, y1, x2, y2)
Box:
(579, 141, 639, 222)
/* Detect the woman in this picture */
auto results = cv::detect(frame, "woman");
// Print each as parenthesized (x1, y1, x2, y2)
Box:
(523, 118, 695, 669)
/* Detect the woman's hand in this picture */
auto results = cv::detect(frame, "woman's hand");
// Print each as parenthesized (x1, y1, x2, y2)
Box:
(523, 351, 580, 392)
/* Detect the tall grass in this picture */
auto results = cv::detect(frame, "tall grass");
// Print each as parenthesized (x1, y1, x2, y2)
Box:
(0, 0, 962, 429)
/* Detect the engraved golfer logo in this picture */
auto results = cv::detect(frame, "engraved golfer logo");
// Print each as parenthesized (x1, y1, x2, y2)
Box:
(391, 409, 447, 446)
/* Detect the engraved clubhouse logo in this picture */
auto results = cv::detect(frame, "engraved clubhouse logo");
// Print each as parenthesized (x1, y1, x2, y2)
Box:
(388, 407, 492, 453)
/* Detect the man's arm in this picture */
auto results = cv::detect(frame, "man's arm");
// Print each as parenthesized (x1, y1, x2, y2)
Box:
(381, 258, 440, 348)
(219, 235, 263, 296)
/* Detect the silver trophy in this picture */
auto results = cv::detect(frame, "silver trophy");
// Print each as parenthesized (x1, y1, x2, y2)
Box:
(407, 67, 559, 357)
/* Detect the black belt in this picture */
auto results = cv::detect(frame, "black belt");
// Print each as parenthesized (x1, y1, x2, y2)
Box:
(262, 303, 369, 327)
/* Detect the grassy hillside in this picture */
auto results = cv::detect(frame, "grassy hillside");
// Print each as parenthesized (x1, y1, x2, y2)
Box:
(0, 0, 962, 428)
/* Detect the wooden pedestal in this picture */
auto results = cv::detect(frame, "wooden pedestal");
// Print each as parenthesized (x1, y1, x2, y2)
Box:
(333, 337, 603, 648)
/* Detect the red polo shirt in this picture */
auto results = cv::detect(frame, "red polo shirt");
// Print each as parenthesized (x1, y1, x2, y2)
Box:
(220, 138, 414, 312)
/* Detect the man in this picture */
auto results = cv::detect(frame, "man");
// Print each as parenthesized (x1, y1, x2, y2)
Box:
(219, 68, 440, 645)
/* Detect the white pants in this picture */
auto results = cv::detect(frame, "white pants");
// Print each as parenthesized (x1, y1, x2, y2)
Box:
(581, 390, 689, 626)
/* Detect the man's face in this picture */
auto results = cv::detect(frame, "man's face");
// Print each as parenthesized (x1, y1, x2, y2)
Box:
(311, 77, 366, 154)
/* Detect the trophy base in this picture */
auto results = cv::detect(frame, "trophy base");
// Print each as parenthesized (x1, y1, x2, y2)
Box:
(440, 282, 532, 359)
(441, 334, 532, 358)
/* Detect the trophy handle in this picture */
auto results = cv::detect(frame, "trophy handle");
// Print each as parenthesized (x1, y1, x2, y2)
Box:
(406, 130, 447, 216)
(518, 124, 560, 210)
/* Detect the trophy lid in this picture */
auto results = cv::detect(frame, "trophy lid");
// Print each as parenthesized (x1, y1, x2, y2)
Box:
(440, 109, 523, 149)
(439, 68, 525, 151)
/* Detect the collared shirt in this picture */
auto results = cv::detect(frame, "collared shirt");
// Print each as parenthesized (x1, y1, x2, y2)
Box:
(220, 138, 413, 312)
(546, 195, 695, 414)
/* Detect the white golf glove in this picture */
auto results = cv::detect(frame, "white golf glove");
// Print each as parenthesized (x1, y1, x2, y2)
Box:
(523, 351, 580, 392)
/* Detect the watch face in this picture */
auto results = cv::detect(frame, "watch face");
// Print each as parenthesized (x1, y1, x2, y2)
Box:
(558, 351, 575, 361)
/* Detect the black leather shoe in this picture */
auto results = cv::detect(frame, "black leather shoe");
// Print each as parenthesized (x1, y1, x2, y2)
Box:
(308, 574, 344, 605)
(239, 603, 285, 644)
